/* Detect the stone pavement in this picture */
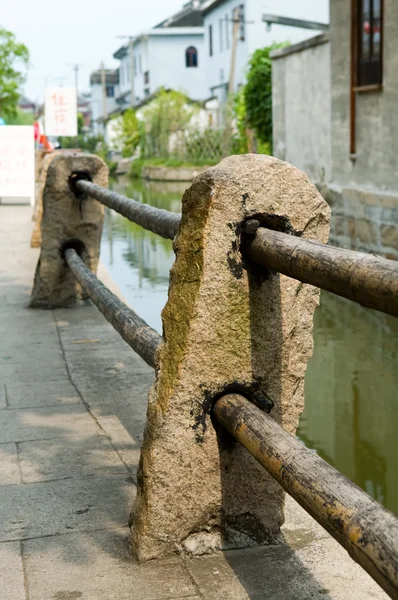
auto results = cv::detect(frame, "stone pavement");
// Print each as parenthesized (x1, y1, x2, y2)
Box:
(0, 205, 389, 600)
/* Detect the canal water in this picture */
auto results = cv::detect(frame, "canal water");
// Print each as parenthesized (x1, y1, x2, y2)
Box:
(101, 176, 398, 515)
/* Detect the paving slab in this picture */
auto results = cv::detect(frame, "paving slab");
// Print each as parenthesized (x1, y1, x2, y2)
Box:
(23, 528, 196, 600)
(19, 434, 128, 482)
(5, 380, 80, 409)
(0, 475, 134, 542)
(0, 442, 21, 485)
(184, 498, 389, 600)
(0, 364, 70, 384)
(94, 414, 141, 477)
(0, 383, 7, 409)
(0, 541, 26, 600)
(0, 405, 101, 443)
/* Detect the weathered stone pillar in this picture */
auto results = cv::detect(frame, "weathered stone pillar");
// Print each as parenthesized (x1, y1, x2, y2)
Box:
(131, 154, 330, 560)
(31, 150, 81, 247)
(30, 153, 108, 308)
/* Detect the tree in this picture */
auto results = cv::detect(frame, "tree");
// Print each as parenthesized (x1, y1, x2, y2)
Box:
(141, 89, 197, 159)
(0, 27, 29, 119)
(244, 43, 288, 148)
(113, 109, 141, 158)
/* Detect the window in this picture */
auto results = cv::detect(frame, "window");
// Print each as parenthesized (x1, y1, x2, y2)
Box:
(186, 46, 198, 68)
(106, 86, 114, 98)
(225, 14, 230, 50)
(209, 24, 213, 57)
(126, 62, 131, 84)
(356, 0, 383, 87)
(144, 88, 150, 97)
(144, 71, 150, 85)
(138, 55, 142, 74)
(239, 5, 245, 41)
(219, 18, 223, 52)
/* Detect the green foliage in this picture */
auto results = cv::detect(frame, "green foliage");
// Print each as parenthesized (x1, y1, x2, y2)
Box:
(0, 27, 29, 119)
(232, 88, 249, 154)
(113, 109, 141, 158)
(244, 43, 288, 146)
(7, 109, 34, 125)
(140, 89, 197, 159)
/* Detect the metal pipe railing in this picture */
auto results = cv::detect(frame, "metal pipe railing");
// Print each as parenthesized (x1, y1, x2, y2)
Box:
(213, 393, 398, 600)
(243, 223, 398, 318)
(64, 248, 161, 368)
(75, 179, 180, 240)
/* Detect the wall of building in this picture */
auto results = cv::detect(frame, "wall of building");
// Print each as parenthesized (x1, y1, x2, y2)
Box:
(90, 81, 120, 136)
(203, 0, 248, 98)
(119, 53, 132, 97)
(133, 31, 205, 104)
(331, 0, 398, 194)
(149, 32, 206, 100)
(246, 0, 329, 57)
(133, 37, 150, 103)
(203, 0, 329, 100)
(272, 34, 331, 184)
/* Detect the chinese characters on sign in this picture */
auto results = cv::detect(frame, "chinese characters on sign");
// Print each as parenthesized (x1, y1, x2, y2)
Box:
(45, 88, 77, 137)
(0, 126, 35, 205)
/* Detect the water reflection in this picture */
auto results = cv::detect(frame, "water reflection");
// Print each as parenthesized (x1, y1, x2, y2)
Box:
(101, 177, 185, 332)
(298, 292, 398, 514)
(101, 177, 398, 514)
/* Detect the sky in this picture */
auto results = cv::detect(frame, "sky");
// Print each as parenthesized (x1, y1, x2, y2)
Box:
(3, 0, 185, 102)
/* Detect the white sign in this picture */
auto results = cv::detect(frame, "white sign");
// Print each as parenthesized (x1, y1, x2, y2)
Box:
(0, 126, 35, 205)
(45, 87, 77, 136)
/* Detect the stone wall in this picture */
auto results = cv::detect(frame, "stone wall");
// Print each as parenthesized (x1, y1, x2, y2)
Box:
(319, 185, 398, 261)
(271, 7, 398, 260)
(271, 34, 331, 185)
(331, 0, 398, 193)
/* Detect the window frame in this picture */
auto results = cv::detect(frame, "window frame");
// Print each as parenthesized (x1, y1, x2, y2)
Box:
(239, 4, 245, 42)
(186, 46, 198, 68)
(209, 24, 213, 57)
(355, 0, 383, 89)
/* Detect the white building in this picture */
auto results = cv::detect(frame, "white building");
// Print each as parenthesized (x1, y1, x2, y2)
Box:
(113, 46, 132, 112)
(201, 0, 329, 103)
(131, 28, 205, 104)
(112, 1, 207, 110)
(90, 69, 120, 136)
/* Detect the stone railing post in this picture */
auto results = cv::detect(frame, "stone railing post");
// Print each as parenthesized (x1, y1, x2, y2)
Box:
(131, 154, 330, 560)
(31, 149, 82, 248)
(30, 153, 108, 308)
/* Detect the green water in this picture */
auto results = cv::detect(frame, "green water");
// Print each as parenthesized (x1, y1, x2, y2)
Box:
(101, 177, 398, 515)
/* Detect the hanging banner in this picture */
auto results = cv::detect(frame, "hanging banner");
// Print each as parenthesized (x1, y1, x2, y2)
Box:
(45, 87, 77, 136)
(0, 126, 35, 205)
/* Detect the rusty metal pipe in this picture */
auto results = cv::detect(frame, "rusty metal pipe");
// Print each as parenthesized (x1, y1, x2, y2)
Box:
(213, 393, 398, 599)
(243, 226, 398, 318)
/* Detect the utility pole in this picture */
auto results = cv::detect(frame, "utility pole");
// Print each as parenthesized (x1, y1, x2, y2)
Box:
(67, 63, 83, 92)
(228, 7, 241, 95)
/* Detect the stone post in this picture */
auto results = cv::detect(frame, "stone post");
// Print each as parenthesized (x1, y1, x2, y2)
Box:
(30, 153, 108, 308)
(131, 154, 331, 560)
(31, 149, 81, 248)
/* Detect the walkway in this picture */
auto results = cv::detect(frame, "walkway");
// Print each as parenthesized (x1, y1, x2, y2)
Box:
(0, 205, 388, 600)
